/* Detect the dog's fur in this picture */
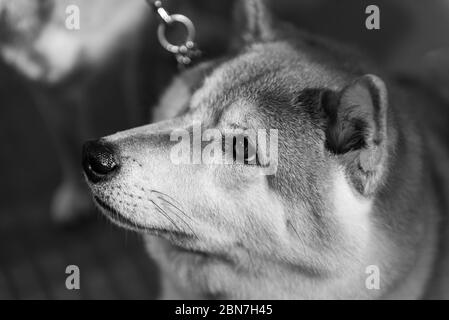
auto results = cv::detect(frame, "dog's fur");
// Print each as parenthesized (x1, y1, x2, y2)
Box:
(85, 0, 449, 299)
(0, 0, 149, 222)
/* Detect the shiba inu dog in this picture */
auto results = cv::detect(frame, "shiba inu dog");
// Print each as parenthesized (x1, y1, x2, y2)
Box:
(82, 0, 449, 299)
(0, 0, 149, 222)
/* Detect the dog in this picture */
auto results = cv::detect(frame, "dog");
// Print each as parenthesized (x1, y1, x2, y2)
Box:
(0, 0, 150, 223)
(82, 0, 449, 299)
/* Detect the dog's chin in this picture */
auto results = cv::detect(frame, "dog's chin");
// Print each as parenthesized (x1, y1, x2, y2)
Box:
(93, 196, 147, 232)
(92, 195, 234, 265)
(92, 195, 196, 240)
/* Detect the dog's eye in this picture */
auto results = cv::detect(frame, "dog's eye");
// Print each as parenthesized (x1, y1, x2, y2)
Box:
(233, 136, 258, 165)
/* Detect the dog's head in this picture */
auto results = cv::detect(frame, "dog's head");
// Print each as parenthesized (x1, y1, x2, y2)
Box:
(83, 0, 395, 299)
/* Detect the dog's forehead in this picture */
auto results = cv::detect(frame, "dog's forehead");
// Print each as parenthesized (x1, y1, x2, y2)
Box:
(192, 43, 289, 106)
(189, 42, 340, 116)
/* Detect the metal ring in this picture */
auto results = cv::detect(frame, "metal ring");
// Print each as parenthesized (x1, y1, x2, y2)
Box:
(157, 14, 196, 54)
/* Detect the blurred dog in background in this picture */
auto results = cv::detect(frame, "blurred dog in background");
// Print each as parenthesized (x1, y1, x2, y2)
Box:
(0, 0, 150, 223)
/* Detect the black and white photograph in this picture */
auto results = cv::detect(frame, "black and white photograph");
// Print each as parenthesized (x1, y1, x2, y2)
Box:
(1, 0, 449, 304)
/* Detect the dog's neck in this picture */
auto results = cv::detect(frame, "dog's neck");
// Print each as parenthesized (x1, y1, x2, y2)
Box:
(373, 106, 439, 299)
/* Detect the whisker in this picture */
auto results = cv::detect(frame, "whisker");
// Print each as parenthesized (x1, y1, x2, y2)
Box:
(150, 200, 182, 232)
(157, 198, 199, 239)
(156, 195, 194, 222)
(151, 190, 183, 207)
(147, 189, 199, 239)
(288, 220, 301, 243)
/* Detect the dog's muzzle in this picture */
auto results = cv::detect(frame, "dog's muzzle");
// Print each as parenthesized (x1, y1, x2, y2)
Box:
(82, 140, 120, 183)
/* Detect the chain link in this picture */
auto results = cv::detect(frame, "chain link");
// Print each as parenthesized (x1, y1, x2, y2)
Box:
(147, 0, 201, 67)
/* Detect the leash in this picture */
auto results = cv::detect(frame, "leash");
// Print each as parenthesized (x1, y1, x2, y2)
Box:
(146, 0, 201, 68)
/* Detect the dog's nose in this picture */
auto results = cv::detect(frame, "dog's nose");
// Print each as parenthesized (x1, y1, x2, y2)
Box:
(82, 140, 119, 183)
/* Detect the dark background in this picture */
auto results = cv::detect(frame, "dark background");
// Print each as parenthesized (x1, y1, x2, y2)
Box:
(0, 0, 448, 299)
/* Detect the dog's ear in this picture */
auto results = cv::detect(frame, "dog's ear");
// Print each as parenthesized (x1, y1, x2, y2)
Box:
(323, 74, 389, 196)
(232, 0, 276, 46)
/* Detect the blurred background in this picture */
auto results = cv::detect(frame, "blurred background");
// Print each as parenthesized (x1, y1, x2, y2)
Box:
(0, 0, 448, 299)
